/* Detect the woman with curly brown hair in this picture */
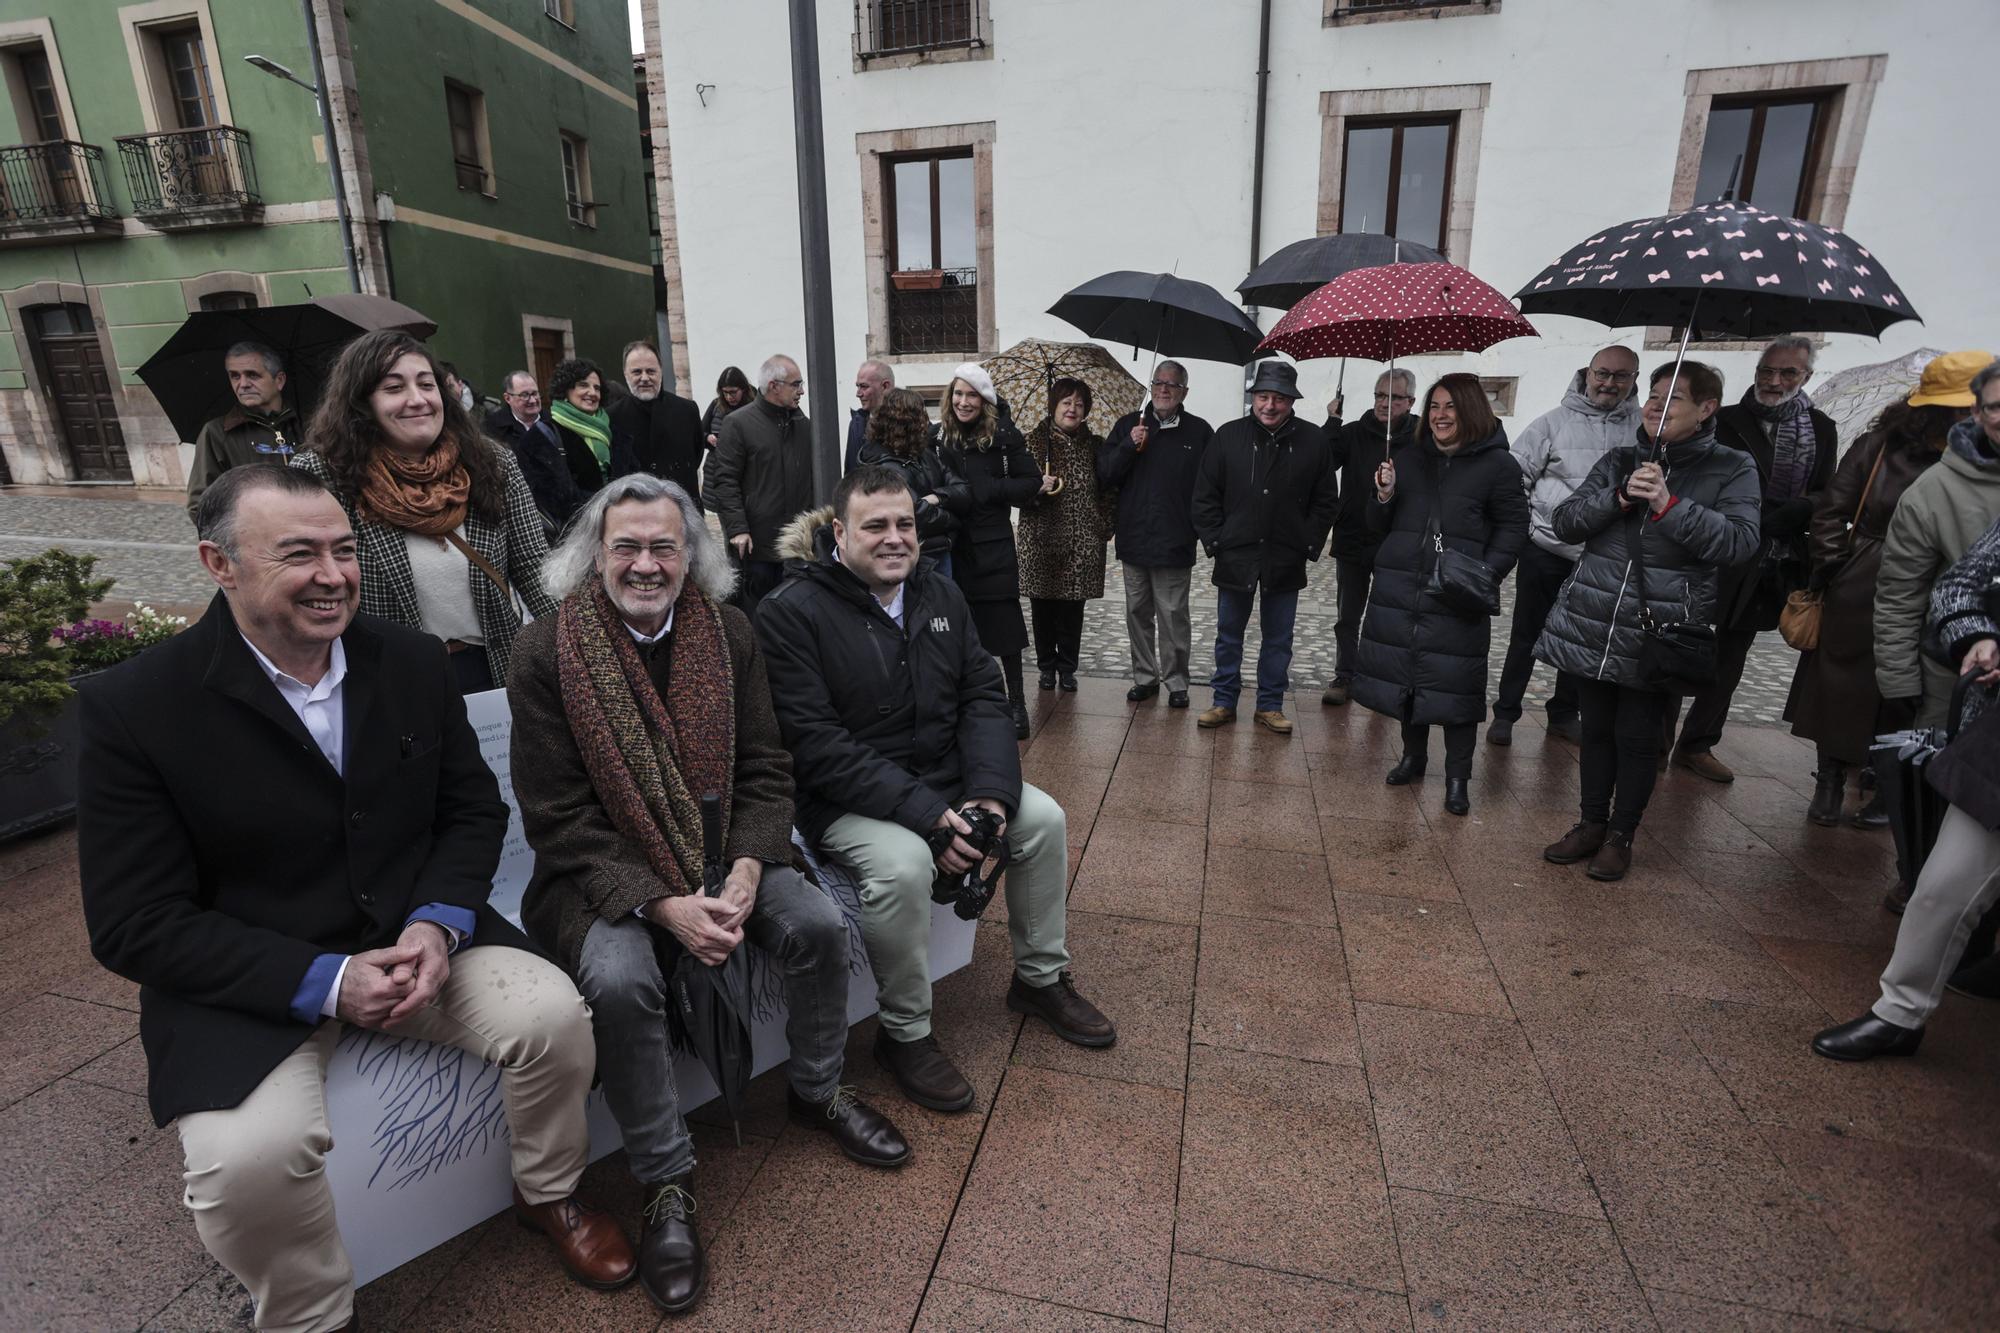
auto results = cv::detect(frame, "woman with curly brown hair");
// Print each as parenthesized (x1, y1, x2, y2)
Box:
(290, 329, 556, 692)
(1019, 376, 1111, 692)
(855, 387, 967, 572)
(547, 356, 632, 498)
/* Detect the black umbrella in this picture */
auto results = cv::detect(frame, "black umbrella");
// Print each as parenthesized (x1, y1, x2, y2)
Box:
(137, 294, 438, 441)
(1236, 233, 1445, 309)
(1048, 271, 1263, 366)
(665, 794, 755, 1145)
(1515, 200, 1918, 340)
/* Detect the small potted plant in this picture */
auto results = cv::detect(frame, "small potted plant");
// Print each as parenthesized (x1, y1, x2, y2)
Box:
(0, 549, 187, 840)
(891, 267, 945, 291)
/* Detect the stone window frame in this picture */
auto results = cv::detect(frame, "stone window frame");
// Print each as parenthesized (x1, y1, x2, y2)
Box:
(1478, 375, 1517, 417)
(117, 0, 234, 136)
(1323, 0, 1500, 27)
(1649, 53, 1887, 351)
(856, 120, 996, 367)
(1317, 83, 1488, 268)
(521, 313, 574, 377)
(852, 1, 994, 73)
(180, 269, 270, 311)
(0, 18, 81, 144)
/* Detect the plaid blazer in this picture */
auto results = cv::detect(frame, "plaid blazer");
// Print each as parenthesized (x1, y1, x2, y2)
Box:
(290, 448, 557, 685)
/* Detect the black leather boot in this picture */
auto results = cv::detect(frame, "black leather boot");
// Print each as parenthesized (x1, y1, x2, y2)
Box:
(637, 1175, 704, 1313)
(1385, 754, 1427, 786)
(1806, 763, 1846, 826)
(1443, 777, 1470, 817)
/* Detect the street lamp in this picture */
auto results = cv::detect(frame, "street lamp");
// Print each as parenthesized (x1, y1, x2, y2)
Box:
(244, 9, 362, 294)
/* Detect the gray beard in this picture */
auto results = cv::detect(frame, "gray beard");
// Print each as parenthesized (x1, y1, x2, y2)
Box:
(629, 387, 660, 402)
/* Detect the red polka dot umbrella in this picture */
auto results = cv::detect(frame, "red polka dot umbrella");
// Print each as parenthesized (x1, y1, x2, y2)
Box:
(1255, 260, 1538, 362)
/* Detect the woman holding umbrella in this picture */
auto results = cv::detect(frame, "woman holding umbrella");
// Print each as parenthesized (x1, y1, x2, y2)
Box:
(1534, 361, 1762, 880)
(935, 362, 1046, 739)
(1353, 373, 1529, 817)
(291, 329, 557, 693)
(1019, 377, 1112, 693)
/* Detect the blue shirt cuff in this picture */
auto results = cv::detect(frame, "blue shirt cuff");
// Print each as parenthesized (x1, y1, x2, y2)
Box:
(406, 903, 476, 951)
(290, 952, 347, 1024)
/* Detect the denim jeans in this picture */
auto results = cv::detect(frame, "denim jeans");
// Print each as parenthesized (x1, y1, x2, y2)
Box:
(1211, 585, 1299, 712)
(573, 864, 848, 1184)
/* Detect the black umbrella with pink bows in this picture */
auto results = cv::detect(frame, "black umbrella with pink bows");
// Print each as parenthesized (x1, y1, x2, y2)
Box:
(1514, 200, 1919, 340)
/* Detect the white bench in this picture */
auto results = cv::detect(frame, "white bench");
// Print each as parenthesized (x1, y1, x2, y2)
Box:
(322, 691, 977, 1286)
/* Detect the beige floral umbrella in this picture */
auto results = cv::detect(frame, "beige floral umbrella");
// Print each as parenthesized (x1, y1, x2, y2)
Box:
(981, 338, 1144, 438)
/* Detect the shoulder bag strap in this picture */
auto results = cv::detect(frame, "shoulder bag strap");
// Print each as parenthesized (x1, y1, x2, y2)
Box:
(443, 528, 512, 603)
(1850, 437, 1889, 530)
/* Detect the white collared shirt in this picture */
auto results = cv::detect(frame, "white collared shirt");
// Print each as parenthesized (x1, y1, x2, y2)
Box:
(625, 603, 676, 645)
(834, 547, 906, 627)
(240, 633, 348, 776)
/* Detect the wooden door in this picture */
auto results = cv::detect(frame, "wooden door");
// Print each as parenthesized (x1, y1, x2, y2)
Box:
(530, 328, 564, 397)
(32, 308, 130, 480)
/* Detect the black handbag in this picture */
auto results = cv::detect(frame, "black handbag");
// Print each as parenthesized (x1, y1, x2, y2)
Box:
(1424, 531, 1500, 616)
(1626, 507, 1718, 694)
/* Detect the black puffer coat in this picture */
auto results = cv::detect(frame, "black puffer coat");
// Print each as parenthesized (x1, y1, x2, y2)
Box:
(1190, 412, 1340, 594)
(1328, 411, 1418, 562)
(1351, 427, 1530, 726)
(1534, 424, 1763, 689)
(938, 418, 1037, 655)
(758, 507, 1020, 843)
(855, 438, 969, 563)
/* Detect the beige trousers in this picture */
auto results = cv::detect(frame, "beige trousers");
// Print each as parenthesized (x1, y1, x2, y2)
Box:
(1873, 804, 2000, 1029)
(176, 945, 595, 1333)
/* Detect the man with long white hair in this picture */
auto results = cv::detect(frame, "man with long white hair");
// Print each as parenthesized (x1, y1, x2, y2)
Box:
(507, 473, 910, 1315)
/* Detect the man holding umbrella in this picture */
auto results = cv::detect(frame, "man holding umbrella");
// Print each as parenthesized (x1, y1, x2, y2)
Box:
(1099, 360, 1213, 708)
(1320, 368, 1417, 707)
(1192, 361, 1340, 734)
(507, 473, 910, 1315)
(183, 341, 297, 521)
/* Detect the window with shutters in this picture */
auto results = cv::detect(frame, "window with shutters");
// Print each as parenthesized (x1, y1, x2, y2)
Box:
(445, 81, 493, 195)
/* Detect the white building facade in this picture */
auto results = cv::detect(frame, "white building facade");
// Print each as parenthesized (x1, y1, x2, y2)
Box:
(645, 0, 1994, 437)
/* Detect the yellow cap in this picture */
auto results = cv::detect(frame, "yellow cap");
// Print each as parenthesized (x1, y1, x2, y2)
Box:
(1907, 350, 1996, 408)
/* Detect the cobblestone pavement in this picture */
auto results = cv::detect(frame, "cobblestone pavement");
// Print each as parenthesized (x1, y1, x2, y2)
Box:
(2, 490, 1801, 723)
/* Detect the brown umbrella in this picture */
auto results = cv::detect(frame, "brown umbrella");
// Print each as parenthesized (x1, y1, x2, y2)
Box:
(980, 338, 1143, 438)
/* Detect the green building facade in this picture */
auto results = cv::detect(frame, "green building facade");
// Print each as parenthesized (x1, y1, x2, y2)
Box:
(0, 0, 652, 488)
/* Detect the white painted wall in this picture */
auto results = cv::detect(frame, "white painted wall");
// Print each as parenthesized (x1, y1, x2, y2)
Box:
(655, 0, 1996, 438)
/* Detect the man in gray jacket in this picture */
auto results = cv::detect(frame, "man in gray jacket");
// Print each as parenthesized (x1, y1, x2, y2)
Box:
(703, 353, 814, 611)
(1490, 345, 1641, 745)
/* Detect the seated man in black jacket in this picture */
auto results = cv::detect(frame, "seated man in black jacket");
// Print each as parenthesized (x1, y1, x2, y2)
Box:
(486, 369, 581, 537)
(756, 466, 1116, 1111)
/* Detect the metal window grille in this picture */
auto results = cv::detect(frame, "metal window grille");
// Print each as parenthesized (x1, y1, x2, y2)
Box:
(116, 125, 259, 217)
(855, 0, 987, 59)
(887, 266, 979, 356)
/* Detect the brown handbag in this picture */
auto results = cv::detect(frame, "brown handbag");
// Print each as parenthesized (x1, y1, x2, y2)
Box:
(1777, 440, 1888, 651)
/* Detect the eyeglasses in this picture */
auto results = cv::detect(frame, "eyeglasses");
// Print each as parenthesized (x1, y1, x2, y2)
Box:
(506, 389, 540, 400)
(1755, 365, 1808, 381)
(777, 379, 805, 390)
(1150, 379, 1186, 391)
(1374, 393, 1415, 404)
(1588, 369, 1637, 384)
(1977, 399, 2000, 416)
(603, 540, 683, 562)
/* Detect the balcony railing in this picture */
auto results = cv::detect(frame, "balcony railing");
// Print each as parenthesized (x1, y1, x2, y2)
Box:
(117, 126, 262, 228)
(887, 266, 978, 356)
(855, 0, 987, 60)
(0, 141, 120, 243)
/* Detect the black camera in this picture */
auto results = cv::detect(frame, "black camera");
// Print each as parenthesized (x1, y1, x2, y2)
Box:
(926, 803, 1011, 920)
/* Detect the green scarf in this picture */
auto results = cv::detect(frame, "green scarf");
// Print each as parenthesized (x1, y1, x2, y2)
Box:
(550, 398, 613, 471)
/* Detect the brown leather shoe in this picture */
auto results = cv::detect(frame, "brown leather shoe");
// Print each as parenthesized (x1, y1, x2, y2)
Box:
(873, 1028, 975, 1112)
(1197, 705, 1236, 728)
(1586, 831, 1633, 881)
(513, 1187, 637, 1291)
(1674, 749, 1735, 783)
(1253, 709, 1294, 735)
(1007, 971, 1117, 1047)
(1543, 821, 1608, 865)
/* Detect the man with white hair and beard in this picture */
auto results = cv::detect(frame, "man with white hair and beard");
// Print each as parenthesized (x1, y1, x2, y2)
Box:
(609, 340, 707, 509)
(507, 473, 910, 1315)
(1663, 335, 1837, 781)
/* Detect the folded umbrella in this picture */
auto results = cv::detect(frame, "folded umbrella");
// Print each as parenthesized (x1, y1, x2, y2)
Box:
(1237, 233, 1445, 310)
(1048, 270, 1263, 367)
(137, 294, 439, 442)
(665, 794, 755, 1145)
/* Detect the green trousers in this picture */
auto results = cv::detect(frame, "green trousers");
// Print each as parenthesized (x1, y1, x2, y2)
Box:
(820, 781, 1072, 1040)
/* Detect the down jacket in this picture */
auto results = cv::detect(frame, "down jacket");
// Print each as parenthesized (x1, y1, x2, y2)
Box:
(1098, 407, 1214, 568)
(1190, 412, 1340, 594)
(1512, 371, 1641, 561)
(1534, 425, 1762, 689)
(853, 437, 969, 564)
(756, 507, 1021, 844)
(1874, 418, 2000, 724)
(1350, 427, 1530, 726)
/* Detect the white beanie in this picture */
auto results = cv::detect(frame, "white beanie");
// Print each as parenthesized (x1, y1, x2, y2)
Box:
(952, 362, 998, 405)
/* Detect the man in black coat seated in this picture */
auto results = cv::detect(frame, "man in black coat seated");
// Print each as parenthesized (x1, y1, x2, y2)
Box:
(610, 339, 707, 509)
(1319, 368, 1418, 706)
(486, 369, 581, 537)
(756, 467, 1115, 1114)
(78, 465, 634, 1332)
(1664, 336, 1838, 781)
(1099, 359, 1213, 709)
(1191, 360, 1341, 735)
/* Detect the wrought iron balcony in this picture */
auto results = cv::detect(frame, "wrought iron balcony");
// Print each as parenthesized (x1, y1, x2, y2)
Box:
(0, 141, 120, 245)
(855, 0, 987, 60)
(887, 266, 978, 356)
(117, 126, 263, 229)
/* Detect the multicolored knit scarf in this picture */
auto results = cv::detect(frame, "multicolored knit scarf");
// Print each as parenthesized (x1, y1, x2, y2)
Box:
(550, 398, 613, 471)
(555, 578, 736, 896)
